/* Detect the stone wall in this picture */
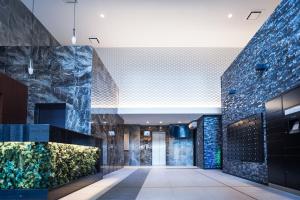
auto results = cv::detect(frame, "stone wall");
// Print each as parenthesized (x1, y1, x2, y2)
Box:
(167, 126, 194, 166)
(0, 46, 94, 134)
(0, 0, 59, 46)
(221, 0, 300, 183)
(91, 114, 125, 175)
(196, 115, 222, 169)
(125, 125, 141, 166)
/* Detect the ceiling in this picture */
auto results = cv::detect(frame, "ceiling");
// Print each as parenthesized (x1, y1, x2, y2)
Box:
(22, 0, 280, 47)
(21, 0, 280, 125)
(120, 114, 201, 125)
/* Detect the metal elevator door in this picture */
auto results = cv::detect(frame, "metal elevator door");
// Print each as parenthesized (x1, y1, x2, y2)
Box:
(152, 132, 166, 166)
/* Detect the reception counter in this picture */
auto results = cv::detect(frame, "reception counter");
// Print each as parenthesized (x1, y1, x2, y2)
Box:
(0, 124, 102, 200)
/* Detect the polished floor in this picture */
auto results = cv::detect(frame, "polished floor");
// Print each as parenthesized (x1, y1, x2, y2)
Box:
(62, 167, 300, 200)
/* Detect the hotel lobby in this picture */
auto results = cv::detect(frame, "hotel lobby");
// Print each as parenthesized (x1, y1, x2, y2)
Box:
(0, 0, 299, 199)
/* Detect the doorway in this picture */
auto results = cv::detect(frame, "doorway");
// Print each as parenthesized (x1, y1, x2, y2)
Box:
(152, 132, 166, 166)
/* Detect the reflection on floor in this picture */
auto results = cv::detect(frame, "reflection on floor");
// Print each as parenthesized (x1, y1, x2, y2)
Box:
(97, 168, 150, 200)
(61, 167, 300, 200)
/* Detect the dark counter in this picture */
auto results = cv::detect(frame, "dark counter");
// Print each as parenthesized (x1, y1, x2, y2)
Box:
(0, 124, 101, 147)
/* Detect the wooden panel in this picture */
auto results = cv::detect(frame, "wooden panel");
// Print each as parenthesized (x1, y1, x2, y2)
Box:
(0, 73, 28, 123)
(0, 93, 3, 123)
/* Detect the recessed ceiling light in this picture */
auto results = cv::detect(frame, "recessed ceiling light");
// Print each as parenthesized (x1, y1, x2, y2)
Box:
(227, 13, 233, 19)
(146, 121, 150, 124)
(178, 121, 182, 123)
(100, 13, 105, 18)
(159, 121, 163, 124)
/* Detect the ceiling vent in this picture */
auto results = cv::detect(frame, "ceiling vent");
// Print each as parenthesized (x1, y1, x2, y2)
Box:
(89, 37, 100, 45)
(247, 11, 262, 20)
(63, 0, 77, 3)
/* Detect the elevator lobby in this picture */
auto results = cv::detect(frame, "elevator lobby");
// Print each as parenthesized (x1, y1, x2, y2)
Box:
(0, 0, 299, 199)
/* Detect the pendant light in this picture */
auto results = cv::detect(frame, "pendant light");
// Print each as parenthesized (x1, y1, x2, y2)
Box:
(28, 0, 35, 75)
(71, 0, 77, 45)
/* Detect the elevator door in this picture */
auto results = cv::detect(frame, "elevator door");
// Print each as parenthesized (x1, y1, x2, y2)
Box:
(152, 132, 166, 166)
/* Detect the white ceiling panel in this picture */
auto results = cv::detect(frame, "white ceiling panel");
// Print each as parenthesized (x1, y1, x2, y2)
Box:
(22, 0, 280, 47)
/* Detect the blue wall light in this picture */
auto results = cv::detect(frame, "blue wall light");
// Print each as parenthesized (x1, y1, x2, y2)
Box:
(255, 63, 268, 71)
(228, 89, 237, 95)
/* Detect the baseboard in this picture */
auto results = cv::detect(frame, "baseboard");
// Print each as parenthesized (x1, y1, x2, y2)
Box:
(269, 183, 300, 196)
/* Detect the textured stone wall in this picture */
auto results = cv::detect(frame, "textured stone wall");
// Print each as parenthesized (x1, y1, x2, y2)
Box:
(167, 127, 194, 166)
(196, 115, 222, 169)
(221, 0, 300, 183)
(91, 114, 125, 175)
(0, 46, 94, 134)
(0, 0, 59, 46)
(140, 126, 154, 166)
(125, 125, 141, 166)
(196, 119, 204, 168)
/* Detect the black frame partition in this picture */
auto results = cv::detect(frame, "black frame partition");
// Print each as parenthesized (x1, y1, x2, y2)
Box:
(266, 85, 300, 191)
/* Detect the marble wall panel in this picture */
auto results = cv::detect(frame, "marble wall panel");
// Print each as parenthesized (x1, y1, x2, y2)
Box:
(91, 114, 125, 175)
(0, 0, 59, 46)
(0, 46, 94, 134)
(166, 128, 194, 166)
(126, 125, 141, 166)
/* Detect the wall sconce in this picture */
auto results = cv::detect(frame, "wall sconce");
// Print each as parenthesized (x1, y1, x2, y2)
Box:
(255, 63, 268, 71)
(228, 89, 237, 95)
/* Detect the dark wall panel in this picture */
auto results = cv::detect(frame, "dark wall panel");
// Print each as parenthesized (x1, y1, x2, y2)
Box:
(0, 73, 27, 123)
(266, 86, 300, 191)
(221, 0, 299, 183)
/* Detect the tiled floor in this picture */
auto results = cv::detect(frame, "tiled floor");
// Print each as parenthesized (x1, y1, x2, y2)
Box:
(61, 167, 136, 200)
(62, 167, 300, 200)
(137, 168, 300, 200)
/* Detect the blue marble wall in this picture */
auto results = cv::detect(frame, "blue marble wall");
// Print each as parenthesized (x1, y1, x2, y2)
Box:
(221, 0, 300, 183)
(125, 125, 141, 166)
(167, 125, 194, 166)
(0, 46, 94, 134)
(0, 0, 59, 46)
(196, 115, 222, 169)
(139, 126, 154, 166)
(91, 114, 125, 175)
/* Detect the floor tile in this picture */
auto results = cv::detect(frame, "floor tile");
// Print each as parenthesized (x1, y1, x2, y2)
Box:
(234, 186, 300, 200)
